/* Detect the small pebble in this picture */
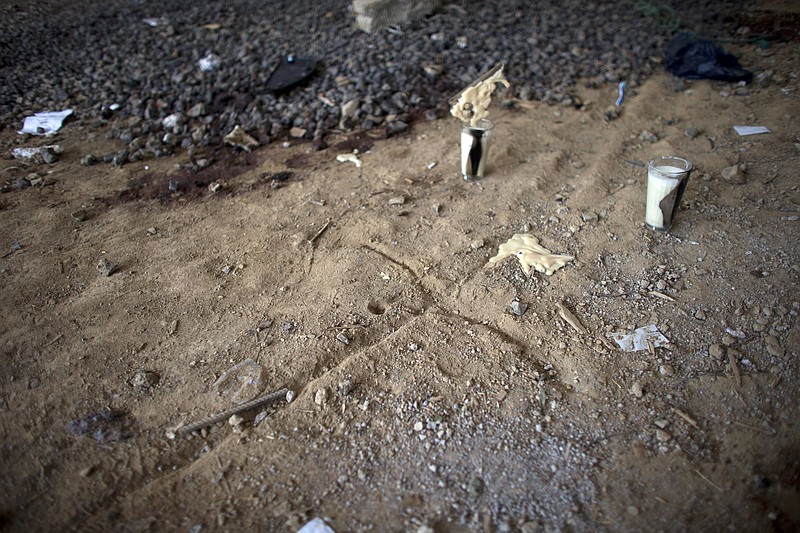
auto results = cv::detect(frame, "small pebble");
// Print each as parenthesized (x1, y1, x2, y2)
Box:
(721, 165, 747, 185)
(510, 301, 528, 316)
(314, 388, 328, 406)
(97, 257, 118, 277)
(630, 382, 643, 398)
(708, 344, 726, 359)
(656, 429, 672, 442)
(639, 130, 658, 143)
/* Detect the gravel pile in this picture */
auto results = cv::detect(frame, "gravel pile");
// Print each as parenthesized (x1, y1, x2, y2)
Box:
(1, 0, 738, 163)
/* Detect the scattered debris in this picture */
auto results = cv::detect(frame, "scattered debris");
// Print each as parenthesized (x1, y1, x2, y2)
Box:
(224, 126, 260, 152)
(18, 109, 73, 136)
(66, 409, 134, 444)
(214, 358, 264, 404)
(485, 233, 574, 276)
(178, 388, 290, 436)
(610, 325, 670, 352)
(12, 145, 62, 163)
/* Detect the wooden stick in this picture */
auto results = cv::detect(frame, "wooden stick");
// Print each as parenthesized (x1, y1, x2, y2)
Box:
(734, 420, 776, 435)
(728, 353, 741, 388)
(44, 334, 63, 347)
(649, 291, 675, 302)
(695, 469, 723, 492)
(673, 408, 699, 429)
(178, 388, 289, 435)
(309, 218, 331, 244)
(216, 456, 233, 498)
(556, 302, 587, 334)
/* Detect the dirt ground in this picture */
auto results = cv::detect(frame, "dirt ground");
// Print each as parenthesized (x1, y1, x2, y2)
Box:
(1, 34, 799, 533)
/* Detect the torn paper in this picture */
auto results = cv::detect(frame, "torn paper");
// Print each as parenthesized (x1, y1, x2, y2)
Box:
(336, 153, 362, 168)
(733, 125, 770, 136)
(18, 109, 73, 136)
(296, 518, 336, 533)
(610, 325, 670, 352)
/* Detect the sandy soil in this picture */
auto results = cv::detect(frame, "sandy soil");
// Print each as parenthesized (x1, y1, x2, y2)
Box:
(1, 38, 799, 533)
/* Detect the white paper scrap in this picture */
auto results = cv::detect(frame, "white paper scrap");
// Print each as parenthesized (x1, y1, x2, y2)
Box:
(18, 109, 73, 136)
(610, 324, 670, 352)
(733, 125, 771, 136)
(336, 153, 362, 168)
(296, 517, 336, 533)
(11, 145, 61, 159)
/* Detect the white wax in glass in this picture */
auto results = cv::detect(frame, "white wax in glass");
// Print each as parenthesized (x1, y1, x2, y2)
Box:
(460, 129, 473, 173)
(645, 165, 685, 228)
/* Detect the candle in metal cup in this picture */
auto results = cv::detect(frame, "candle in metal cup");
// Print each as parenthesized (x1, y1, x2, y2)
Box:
(645, 156, 692, 231)
(460, 119, 495, 180)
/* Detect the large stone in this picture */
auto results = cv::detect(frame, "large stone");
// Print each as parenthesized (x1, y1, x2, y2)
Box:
(353, 0, 442, 33)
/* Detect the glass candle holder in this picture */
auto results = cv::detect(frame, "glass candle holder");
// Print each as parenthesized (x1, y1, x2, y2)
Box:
(460, 119, 495, 180)
(645, 156, 692, 232)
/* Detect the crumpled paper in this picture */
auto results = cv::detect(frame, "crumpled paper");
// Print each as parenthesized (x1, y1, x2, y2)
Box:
(19, 109, 73, 136)
(610, 324, 670, 352)
(296, 518, 336, 533)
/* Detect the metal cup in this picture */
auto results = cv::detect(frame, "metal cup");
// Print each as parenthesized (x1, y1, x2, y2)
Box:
(460, 119, 495, 180)
(645, 156, 692, 232)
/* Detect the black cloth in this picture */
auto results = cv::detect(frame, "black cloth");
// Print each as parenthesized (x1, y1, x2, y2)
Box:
(664, 33, 752, 82)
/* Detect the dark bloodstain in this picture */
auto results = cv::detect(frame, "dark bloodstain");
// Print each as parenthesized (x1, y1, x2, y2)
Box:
(100, 148, 263, 207)
(332, 134, 374, 154)
(285, 153, 311, 168)
(731, 11, 800, 43)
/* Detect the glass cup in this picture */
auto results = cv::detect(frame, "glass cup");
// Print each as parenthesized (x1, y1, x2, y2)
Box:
(460, 119, 495, 180)
(645, 156, 692, 232)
